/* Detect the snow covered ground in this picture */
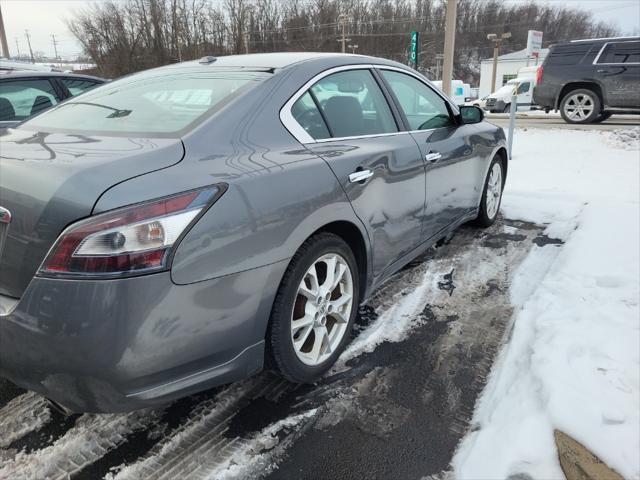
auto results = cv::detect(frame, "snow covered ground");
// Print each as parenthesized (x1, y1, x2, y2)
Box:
(453, 127, 640, 479)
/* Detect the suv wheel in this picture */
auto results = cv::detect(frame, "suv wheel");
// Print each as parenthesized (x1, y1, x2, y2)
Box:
(267, 233, 359, 383)
(560, 89, 601, 124)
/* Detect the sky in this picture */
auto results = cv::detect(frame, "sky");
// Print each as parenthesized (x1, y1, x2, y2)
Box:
(1, 0, 639, 60)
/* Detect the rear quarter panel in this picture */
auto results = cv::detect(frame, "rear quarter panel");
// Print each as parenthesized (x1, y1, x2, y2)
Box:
(93, 66, 372, 288)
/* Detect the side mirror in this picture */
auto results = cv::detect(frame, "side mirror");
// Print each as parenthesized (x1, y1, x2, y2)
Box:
(459, 105, 484, 124)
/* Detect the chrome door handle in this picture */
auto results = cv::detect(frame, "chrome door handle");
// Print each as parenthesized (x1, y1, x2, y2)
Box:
(348, 169, 374, 183)
(425, 152, 442, 163)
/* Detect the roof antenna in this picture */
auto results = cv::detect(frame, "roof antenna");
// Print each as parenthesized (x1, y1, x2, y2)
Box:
(199, 56, 217, 64)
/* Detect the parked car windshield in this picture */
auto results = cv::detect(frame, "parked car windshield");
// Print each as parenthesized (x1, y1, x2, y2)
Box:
(24, 68, 269, 136)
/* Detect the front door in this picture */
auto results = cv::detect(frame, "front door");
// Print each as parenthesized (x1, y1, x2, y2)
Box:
(290, 68, 427, 277)
(377, 68, 483, 239)
(516, 80, 533, 111)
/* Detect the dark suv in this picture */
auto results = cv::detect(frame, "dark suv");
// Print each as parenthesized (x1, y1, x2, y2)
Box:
(533, 36, 640, 124)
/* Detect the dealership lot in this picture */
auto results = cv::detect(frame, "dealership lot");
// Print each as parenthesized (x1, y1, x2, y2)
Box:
(0, 216, 548, 480)
(1, 126, 637, 479)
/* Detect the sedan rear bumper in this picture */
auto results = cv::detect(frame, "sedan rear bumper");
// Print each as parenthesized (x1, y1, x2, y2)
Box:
(0, 260, 288, 413)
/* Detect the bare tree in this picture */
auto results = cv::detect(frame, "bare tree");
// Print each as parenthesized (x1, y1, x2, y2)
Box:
(67, 0, 618, 81)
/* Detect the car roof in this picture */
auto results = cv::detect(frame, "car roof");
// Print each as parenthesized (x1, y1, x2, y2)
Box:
(173, 52, 403, 70)
(0, 70, 105, 82)
(567, 36, 640, 45)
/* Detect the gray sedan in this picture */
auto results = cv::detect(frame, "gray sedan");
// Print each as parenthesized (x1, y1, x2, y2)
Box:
(0, 53, 507, 413)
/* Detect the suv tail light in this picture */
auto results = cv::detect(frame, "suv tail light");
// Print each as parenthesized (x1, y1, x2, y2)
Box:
(38, 185, 226, 278)
(536, 66, 544, 85)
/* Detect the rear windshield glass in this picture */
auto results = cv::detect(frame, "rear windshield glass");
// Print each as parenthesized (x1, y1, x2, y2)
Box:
(24, 68, 269, 136)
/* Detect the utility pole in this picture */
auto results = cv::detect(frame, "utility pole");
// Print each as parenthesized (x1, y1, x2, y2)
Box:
(441, 0, 458, 96)
(337, 14, 350, 53)
(51, 34, 60, 62)
(14, 38, 20, 59)
(435, 53, 444, 80)
(487, 32, 511, 93)
(25, 29, 34, 63)
(0, 4, 10, 58)
(244, 5, 255, 55)
(348, 44, 358, 54)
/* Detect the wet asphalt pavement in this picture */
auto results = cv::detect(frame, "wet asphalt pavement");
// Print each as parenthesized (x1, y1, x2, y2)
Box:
(0, 217, 562, 480)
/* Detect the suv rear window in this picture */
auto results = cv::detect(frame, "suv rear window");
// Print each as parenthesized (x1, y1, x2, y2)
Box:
(25, 68, 269, 136)
(597, 41, 640, 64)
(547, 43, 593, 66)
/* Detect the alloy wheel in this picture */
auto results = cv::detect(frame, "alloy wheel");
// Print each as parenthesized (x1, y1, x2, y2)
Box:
(291, 253, 354, 366)
(486, 163, 502, 219)
(563, 93, 595, 121)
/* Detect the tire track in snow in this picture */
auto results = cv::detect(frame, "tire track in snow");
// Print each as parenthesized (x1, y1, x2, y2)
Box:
(0, 408, 159, 480)
(109, 374, 297, 480)
(0, 392, 51, 448)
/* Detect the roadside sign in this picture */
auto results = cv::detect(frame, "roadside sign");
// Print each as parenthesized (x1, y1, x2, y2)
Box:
(526, 30, 543, 57)
(409, 31, 419, 68)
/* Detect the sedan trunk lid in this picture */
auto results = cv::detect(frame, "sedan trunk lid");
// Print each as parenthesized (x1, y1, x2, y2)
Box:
(0, 128, 185, 298)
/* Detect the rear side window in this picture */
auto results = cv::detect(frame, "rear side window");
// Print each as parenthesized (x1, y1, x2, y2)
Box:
(60, 78, 100, 96)
(597, 41, 640, 64)
(291, 92, 330, 140)
(0, 79, 59, 121)
(25, 69, 269, 136)
(547, 43, 593, 66)
(381, 70, 455, 130)
(310, 69, 397, 138)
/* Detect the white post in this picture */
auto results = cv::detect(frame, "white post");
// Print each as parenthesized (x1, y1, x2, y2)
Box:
(507, 93, 517, 159)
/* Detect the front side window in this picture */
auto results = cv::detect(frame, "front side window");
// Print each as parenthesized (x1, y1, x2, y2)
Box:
(381, 70, 454, 130)
(309, 69, 397, 138)
(60, 78, 100, 96)
(598, 41, 640, 64)
(0, 79, 59, 121)
(25, 69, 269, 135)
(517, 82, 531, 94)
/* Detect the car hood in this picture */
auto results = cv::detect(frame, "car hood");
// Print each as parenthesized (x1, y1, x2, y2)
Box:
(0, 128, 185, 298)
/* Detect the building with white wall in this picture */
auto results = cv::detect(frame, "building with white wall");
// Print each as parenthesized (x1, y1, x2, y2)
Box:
(478, 48, 548, 97)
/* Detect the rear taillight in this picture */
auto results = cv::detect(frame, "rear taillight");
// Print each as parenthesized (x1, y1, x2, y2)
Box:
(536, 66, 544, 85)
(38, 185, 226, 278)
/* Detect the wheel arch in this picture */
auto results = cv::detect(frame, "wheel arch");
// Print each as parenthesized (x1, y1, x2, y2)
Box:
(555, 81, 604, 111)
(495, 146, 508, 182)
(308, 220, 370, 302)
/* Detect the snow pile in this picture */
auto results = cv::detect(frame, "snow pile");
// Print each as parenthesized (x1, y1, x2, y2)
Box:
(453, 128, 640, 479)
(602, 126, 640, 151)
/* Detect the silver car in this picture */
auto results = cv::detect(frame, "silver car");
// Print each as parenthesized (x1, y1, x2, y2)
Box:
(0, 53, 507, 413)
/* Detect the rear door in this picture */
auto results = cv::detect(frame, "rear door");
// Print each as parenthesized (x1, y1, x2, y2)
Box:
(0, 77, 62, 129)
(595, 40, 640, 107)
(286, 67, 427, 278)
(377, 68, 482, 238)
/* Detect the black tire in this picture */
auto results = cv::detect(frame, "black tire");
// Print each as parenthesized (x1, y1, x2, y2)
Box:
(474, 155, 505, 228)
(502, 103, 511, 113)
(592, 111, 613, 123)
(559, 88, 601, 124)
(266, 232, 360, 383)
